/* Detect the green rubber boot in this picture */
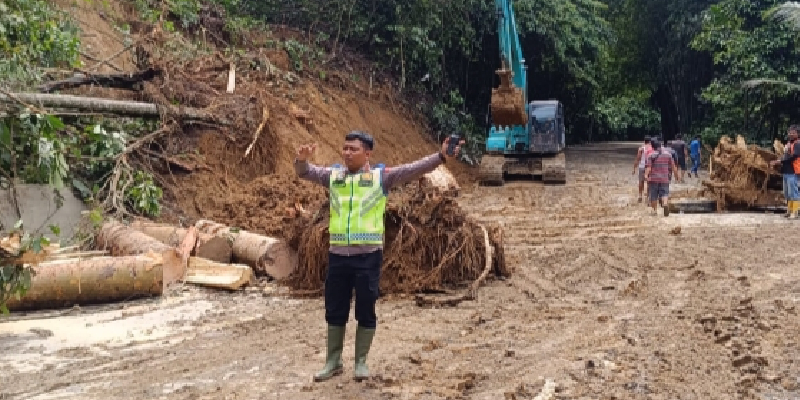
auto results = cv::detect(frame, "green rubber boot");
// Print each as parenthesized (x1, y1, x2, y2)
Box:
(353, 326, 376, 382)
(313, 325, 345, 382)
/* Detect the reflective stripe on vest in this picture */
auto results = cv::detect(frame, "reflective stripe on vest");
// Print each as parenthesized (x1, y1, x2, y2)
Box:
(328, 167, 386, 246)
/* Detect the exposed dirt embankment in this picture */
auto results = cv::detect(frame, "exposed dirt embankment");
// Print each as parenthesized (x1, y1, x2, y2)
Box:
(54, 0, 476, 238)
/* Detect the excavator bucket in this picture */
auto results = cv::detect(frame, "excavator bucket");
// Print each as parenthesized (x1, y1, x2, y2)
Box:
(490, 68, 527, 127)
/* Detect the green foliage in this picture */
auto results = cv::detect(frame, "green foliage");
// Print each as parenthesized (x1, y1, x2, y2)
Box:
(593, 91, 661, 135)
(1, 113, 69, 188)
(0, 219, 56, 314)
(691, 0, 800, 143)
(426, 90, 482, 160)
(1, 114, 164, 218)
(0, 0, 81, 88)
(124, 171, 163, 217)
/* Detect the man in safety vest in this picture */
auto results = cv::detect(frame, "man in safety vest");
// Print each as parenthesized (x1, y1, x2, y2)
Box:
(770, 125, 800, 219)
(295, 130, 464, 382)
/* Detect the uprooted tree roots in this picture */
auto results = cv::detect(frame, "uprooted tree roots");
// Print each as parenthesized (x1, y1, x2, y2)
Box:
(702, 135, 785, 210)
(283, 184, 508, 300)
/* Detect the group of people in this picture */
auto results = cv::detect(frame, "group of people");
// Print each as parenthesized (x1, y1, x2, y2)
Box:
(633, 134, 703, 216)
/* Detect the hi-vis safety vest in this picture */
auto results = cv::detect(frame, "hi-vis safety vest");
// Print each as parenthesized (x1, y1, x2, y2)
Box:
(328, 166, 387, 246)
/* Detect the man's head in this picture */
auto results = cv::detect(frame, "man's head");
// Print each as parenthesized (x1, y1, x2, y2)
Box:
(789, 125, 799, 142)
(676, 133, 682, 140)
(644, 136, 651, 144)
(694, 135, 700, 141)
(651, 139, 662, 150)
(342, 130, 374, 172)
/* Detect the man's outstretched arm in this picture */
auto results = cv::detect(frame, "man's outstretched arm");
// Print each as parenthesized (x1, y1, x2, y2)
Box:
(294, 159, 331, 187)
(293, 143, 330, 187)
(382, 153, 445, 191)
(382, 137, 464, 191)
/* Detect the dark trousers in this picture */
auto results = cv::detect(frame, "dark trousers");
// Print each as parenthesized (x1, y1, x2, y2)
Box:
(325, 250, 382, 328)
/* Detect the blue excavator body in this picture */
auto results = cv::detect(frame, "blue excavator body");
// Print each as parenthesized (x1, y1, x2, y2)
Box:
(478, 0, 567, 185)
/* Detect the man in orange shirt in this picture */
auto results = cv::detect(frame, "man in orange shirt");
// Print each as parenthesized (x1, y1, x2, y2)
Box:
(771, 125, 800, 219)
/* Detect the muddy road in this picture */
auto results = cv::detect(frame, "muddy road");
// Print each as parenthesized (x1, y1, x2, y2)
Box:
(2, 142, 799, 400)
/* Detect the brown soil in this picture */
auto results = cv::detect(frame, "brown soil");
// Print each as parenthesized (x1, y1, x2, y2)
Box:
(51, 0, 451, 231)
(5, 143, 800, 400)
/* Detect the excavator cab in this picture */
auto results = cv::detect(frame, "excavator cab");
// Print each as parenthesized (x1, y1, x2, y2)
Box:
(529, 101, 565, 154)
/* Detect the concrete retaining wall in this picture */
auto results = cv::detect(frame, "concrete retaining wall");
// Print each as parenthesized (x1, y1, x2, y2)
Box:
(0, 184, 88, 241)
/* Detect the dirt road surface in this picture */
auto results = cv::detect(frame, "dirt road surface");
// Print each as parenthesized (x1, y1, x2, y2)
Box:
(3, 143, 799, 400)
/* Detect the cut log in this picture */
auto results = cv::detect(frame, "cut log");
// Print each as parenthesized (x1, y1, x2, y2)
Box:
(37, 68, 161, 93)
(95, 221, 186, 286)
(0, 93, 227, 124)
(129, 220, 232, 263)
(195, 219, 296, 279)
(421, 165, 460, 196)
(4, 254, 164, 311)
(184, 257, 252, 290)
(96, 220, 172, 255)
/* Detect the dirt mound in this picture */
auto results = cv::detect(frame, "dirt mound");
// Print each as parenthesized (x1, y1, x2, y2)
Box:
(189, 174, 327, 242)
(702, 135, 784, 210)
(284, 184, 507, 295)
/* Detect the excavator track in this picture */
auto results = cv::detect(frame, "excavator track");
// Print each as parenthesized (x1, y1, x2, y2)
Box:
(542, 151, 566, 184)
(478, 155, 506, 186)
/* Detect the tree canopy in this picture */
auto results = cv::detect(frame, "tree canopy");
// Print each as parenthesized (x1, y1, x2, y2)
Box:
(224, 0, 800, 146)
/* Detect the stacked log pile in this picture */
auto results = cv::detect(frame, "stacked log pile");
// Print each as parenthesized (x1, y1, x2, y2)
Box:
(702, 135, 785, 210)
(2, 219, 294, 311)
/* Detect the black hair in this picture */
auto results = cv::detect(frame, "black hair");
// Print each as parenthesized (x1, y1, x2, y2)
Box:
(651, 139, 661, 149)
(676, 133, 682, 139)
(644, 136, 651, 143)
(790, 124, 800, 133)
(344, 130, 374, 150)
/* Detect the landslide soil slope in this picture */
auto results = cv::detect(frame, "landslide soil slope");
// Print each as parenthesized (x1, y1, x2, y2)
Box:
(3, 143, 800, 400)
(51, 0, 454, 238)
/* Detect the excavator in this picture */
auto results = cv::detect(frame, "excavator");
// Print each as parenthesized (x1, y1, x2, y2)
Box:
(478, 0, 567, 186)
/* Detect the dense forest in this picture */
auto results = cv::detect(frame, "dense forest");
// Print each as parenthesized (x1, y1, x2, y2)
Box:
(3, 0, 800, 212)
(228, 0, 800, 146)
(5, 0, 800, 148)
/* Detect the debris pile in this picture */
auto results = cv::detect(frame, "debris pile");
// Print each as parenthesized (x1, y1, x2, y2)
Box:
(702, 135, 784, 210)
(284, 183, 508, 301)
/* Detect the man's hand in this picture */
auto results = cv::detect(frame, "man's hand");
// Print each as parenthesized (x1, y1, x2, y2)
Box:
(296, 143, 317, 162)
(440, 136, 466, 160)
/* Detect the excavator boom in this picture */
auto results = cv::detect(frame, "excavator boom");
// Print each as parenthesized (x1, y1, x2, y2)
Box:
(489, 0, 528, 127)
(479, 0, 567, 186)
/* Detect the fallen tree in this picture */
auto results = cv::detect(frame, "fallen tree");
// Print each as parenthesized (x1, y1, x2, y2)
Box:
(195, 219, 297, 279)
(0, 92, 227, 123)
(130, 220, 232, 263)
(4, 254, 165, 311)
(95, 220, 188, 285)
(701, 135, 785, 210)
(37, 68, 161, 93)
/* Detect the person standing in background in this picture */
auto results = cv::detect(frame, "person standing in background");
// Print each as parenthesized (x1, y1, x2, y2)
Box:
(689, 135, 702, 178)
(632, 136, 653, 203)
(670, 134, 688, 182)
(770, 125, 800, 219)
(645, 139, 678, 216)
